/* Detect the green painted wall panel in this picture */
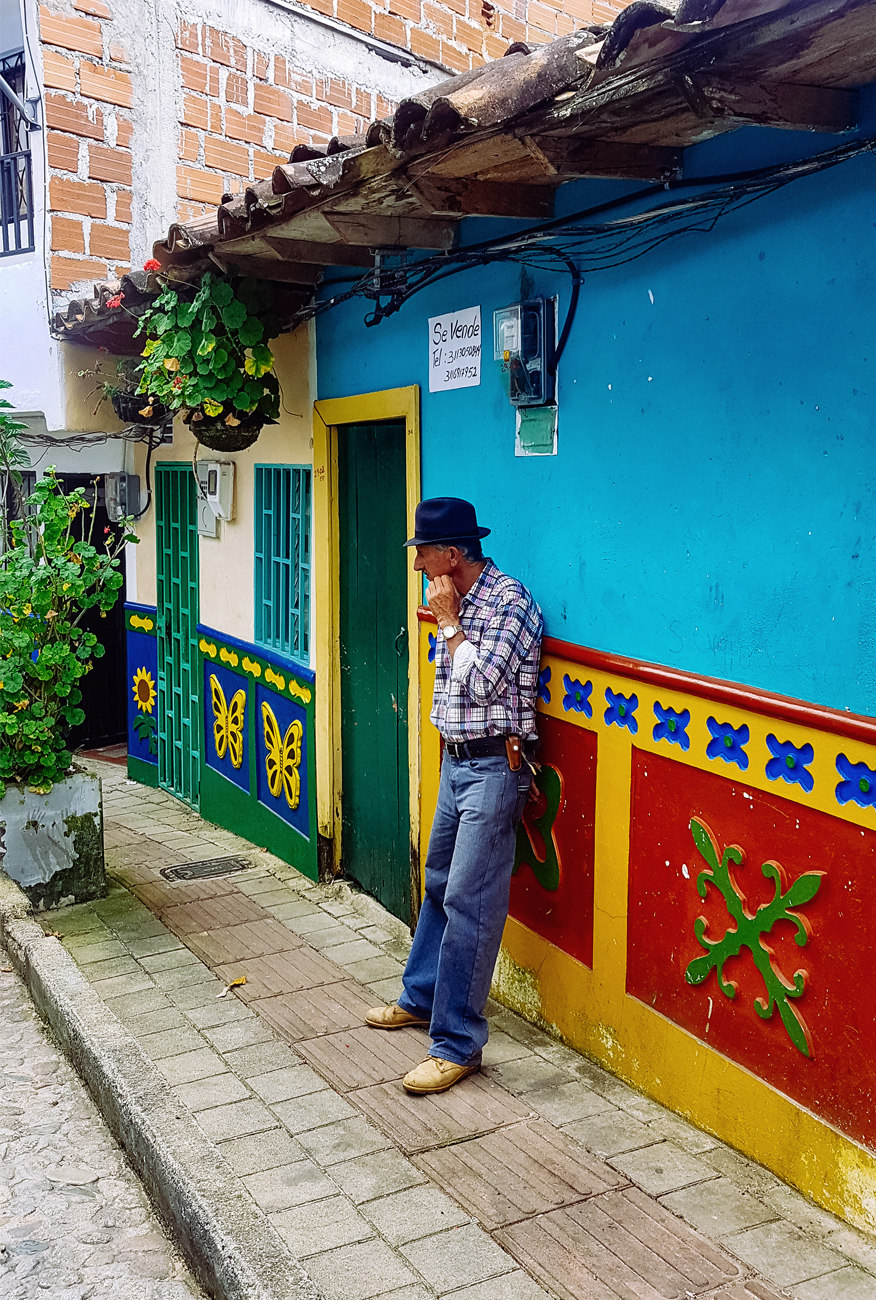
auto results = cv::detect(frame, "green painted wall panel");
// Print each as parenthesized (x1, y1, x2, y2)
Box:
(127, 754, 159, 788)
(197, 625, 318, 882)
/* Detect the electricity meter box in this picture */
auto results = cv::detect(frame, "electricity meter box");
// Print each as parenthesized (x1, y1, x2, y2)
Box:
(201, 460, 235, 520)
(195, 463, 218, 538)
(493, 299, 555, 407)
(104, 472, 140, 522)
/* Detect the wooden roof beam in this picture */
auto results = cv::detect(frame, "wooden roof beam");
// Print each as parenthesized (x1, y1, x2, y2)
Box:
(410, 177, 554, 219)
(263, 236, 374, 266)
(679, 76, 859, 134)
(527, 137, 682, 181)
(208, 253, 323, 285)
(325, 212, 457, 249)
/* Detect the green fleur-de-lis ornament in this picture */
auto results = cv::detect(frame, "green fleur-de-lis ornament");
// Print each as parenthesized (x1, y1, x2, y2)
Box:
(513, 765, 562, 891)
(684, 817, 823, 1058)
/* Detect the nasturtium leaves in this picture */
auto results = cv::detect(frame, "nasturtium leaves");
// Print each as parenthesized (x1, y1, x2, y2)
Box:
(211, 281, 234, 307)
(138, 271, 281, 432)
(169, 331, 191, 358)
(221, 301, 247, 330)
(238, 316, 264, 347)
(176, 302, 198, 328)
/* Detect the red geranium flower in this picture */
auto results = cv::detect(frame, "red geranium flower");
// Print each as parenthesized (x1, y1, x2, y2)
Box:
(143, 258, 161, 272)
(106, 293, 124, 308)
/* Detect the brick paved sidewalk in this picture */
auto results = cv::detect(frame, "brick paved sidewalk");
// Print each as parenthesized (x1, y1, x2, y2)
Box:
(48, 759, 876, 1300)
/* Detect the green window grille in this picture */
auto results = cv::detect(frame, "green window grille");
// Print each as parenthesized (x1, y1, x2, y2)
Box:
(254, 464, 311, 662)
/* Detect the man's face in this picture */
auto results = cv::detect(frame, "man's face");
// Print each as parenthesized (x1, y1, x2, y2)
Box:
(413, 545, 453, 582)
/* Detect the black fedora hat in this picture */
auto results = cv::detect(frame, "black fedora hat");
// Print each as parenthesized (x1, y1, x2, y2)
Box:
(404, 497, 491, 547)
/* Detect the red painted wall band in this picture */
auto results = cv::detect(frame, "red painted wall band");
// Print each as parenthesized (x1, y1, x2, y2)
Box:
(416, 607, 876, 745)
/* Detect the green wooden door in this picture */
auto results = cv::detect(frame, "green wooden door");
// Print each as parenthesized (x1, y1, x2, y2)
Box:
(156, 464, 201, 807)
(338, 421, 411, 923)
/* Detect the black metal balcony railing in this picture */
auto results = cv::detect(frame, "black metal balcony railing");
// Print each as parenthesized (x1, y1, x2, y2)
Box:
(0, 148, 33, 255)
(0, 53, 34, 257)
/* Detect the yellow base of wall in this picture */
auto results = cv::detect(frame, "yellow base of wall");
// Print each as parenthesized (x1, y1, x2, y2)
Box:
(494, 903, 876, 1236)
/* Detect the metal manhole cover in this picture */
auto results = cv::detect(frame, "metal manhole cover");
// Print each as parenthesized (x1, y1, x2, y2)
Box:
(160, 856, 251, 882)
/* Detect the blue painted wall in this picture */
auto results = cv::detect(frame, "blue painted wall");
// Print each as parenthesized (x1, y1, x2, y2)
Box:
(317, 116, 876, 716)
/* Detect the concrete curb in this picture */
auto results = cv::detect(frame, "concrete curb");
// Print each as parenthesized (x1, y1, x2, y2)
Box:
(0, 872, 324, 1300)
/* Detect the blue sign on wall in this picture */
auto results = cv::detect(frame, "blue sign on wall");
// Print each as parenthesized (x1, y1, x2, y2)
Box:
(255, 682, 310, 840)
(203, 659, 250, 793)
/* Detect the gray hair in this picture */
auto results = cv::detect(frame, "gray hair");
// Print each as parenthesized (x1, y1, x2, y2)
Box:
(433, 538, 483, 563)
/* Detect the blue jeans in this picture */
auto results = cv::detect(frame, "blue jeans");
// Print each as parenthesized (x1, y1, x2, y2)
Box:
(398, 752, 532, 1065)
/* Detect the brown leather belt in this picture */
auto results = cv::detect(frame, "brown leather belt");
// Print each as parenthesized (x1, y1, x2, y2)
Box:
(443, 736, 537, 760)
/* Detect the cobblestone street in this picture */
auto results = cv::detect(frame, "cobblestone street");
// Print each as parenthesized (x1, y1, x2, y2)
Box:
(0, 966, 203, 1300)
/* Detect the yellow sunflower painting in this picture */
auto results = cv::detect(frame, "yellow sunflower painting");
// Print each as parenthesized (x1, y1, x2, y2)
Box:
(132, 667, 157, 714)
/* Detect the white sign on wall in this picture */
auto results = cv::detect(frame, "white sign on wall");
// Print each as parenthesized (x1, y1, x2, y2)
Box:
(428, 305, 481, 393)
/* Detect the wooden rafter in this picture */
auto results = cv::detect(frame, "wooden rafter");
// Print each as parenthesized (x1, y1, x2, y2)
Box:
(409, 177, 555, 219)
(324, 212, 457, 249)
(677, 77, 858, 133)
(526, 136, 683, 181)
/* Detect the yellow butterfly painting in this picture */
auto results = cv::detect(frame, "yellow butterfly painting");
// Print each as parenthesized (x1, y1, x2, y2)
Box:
(210, 673, 246, 769)
(262, 701, 303, 810)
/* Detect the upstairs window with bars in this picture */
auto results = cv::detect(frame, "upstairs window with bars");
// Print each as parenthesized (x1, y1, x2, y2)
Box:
(254, 465, 311, 664)
(0, 48, 34, 256)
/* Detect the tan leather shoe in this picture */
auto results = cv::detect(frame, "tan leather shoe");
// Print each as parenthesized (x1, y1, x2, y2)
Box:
(403, 1056, 480, 1094)
(364, 1003, 430, 1030)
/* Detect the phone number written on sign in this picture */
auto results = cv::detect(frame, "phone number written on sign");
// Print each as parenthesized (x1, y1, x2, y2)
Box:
(429, 306, 481, 392)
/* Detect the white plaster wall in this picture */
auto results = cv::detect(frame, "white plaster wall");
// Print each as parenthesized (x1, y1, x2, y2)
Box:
(0, 0, 67, 430)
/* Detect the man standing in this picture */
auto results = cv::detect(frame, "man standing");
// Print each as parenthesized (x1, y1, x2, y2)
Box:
(365, 497, 543, 1095)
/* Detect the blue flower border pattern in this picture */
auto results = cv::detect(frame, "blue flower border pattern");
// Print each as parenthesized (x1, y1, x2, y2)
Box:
(836, 753, 876, 809)
(653, 702, 690, 751)
(605, 687, 638, 734)
(563, 674, 592, 717)
(706, 718, 749, 771)
(766, 734, 814, 793)
(446, 642, 876, 815)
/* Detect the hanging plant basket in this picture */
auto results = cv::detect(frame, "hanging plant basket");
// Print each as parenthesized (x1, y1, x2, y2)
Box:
(111, 391, 170, 425)
(136, 272, 283, 448)
(184, 405, 266, 453)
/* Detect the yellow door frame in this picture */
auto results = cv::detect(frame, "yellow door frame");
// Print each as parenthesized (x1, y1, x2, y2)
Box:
(312, 386, 421, 873)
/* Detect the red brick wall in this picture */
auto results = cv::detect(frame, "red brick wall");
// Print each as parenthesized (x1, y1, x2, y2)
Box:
(39, 0, 133, 292)
(174, 21, 395, 223)
(302, 0, 625, 71)
(40, 0, 629, 291)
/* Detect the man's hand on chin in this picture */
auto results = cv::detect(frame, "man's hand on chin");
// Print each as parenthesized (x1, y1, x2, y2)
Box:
(426, 574, 461, 627)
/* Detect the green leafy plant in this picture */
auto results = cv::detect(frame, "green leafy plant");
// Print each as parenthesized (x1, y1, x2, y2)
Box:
(0, 379, 29, 541)
(135, 273, 281, 432)
(0, 469, 137, 794)
(77, 357, 147, 414)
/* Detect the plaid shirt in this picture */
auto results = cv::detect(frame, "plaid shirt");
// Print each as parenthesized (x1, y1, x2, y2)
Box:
(431, 560, 543, 743)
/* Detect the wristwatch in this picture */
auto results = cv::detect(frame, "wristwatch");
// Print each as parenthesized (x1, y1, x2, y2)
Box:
(441, 624, 461, 640)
